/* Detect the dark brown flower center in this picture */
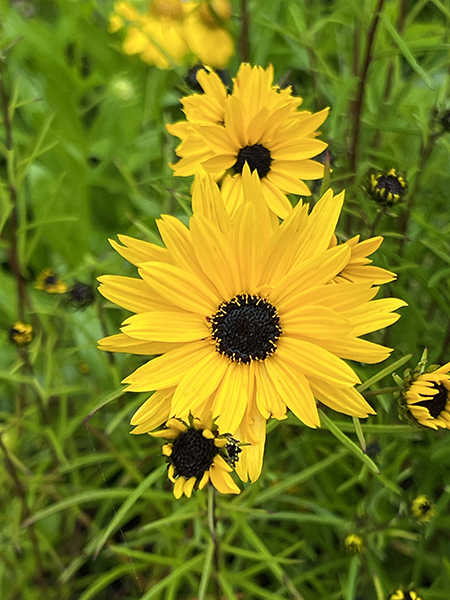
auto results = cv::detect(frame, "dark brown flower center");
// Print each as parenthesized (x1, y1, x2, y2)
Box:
(233, 144, 272, 178)
(211, 294, 282, 364)
(375, 174, 405, 198)
(415, 382, 449, 418)
(171, 428, 219, 479)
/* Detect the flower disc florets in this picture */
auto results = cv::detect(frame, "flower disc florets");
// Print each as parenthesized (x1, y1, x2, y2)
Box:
(369, 168, 407, 207)
(171, 427, 219, 478)
(210, 294, 282, 363)
(233, 145, 272, 178)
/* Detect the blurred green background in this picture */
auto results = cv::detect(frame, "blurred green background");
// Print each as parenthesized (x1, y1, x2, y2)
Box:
(1, 0, 450, 598)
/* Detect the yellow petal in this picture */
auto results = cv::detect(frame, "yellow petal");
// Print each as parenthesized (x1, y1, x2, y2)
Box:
(209, 464, 240, 494)
(121, 311, 209, 343)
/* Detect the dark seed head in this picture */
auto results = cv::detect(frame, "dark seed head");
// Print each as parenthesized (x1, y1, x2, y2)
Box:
(233, 144, 272, 178)
(211, 294, 282, 364)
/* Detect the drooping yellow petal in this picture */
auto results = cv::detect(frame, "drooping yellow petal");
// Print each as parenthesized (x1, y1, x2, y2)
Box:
(98, 333, 180, 356)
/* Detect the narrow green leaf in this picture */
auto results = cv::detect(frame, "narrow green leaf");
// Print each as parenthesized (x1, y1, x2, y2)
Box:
(139, 555, 204, 600)
(380, 13, 433, 89)
(198, 540, 214, 600)
(357, 354, 413, 392)
(92, 465, 167, 558)
(319, 411, 380, 475)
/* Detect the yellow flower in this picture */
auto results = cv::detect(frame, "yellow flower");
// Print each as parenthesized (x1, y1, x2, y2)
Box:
(411, 495, 436, 523)
(35, 268, 68, 294)
(9, 322, 33, 346)
(389, 589, 422, 600)
(98, 168, 405, 482)
(150, 414, 241, 498)
(167, 63, 329, 219)
(329, 235, 396, 285)
(344, 534, 364, 554)
(182, 0, 234, 69)
(109, 0, 188, 69)
(403, 361, 450, 430)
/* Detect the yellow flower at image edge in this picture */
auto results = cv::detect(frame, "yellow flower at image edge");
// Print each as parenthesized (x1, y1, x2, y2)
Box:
(98, 168, 406, 482)
(403, 361, 450, 429)
(150, 414, 241, 498)
(167, 64, 329, 219)
(389, 589, 423, 600)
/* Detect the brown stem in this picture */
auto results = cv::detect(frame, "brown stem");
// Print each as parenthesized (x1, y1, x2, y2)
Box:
(239, 0, 250, 63)
(0, 434, 48, 591)
(0, 54, 28, 321)
(348, 0, 386, 177)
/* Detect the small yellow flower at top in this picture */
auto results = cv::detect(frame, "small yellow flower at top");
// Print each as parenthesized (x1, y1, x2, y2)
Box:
(389, 589, 423, 600)
(35, 268, 68, 294)
(411, 495, 436, 523)
(344, 533, 364, 554)
(9, 322, 33, 346)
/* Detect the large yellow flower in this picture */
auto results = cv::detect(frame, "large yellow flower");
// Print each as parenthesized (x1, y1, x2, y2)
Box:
(167, 64, 329, 219)
(98, 168, 405, 481)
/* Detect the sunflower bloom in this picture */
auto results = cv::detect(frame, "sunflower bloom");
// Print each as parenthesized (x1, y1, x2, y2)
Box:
(167, 63, 329, 218)
(344, 534, 364, 554)
(99, 168, 405, 481)
(402, 361, 450, 430)
(150, 414, 240, 498)
(9, 322, 33, 346)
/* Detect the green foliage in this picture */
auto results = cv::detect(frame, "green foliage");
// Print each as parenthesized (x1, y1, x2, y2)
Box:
(1, 0, 450, 598)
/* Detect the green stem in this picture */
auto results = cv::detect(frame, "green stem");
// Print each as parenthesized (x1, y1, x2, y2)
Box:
(208, 485, 221, 600)
(362, 386, 400, 398)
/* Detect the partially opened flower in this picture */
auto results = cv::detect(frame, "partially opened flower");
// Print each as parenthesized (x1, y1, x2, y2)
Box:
(344, 534, 364, 554)
(401, 361, 450, 430)
(150, 414, 241, 498)
(9, 322, 33, 346)
(35, 268, 68, 294)
(369, 168, 407, 207)
(167, 63, 329, 218)
(99, 168, 405, 481)
(411, 495, 435, 523)
(389, 590, 422, 600)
